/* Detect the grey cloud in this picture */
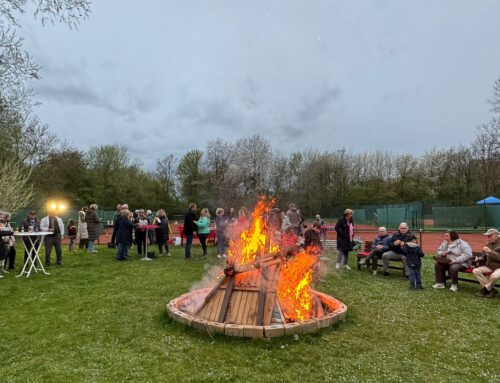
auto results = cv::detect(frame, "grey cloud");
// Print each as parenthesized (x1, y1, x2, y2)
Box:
(173, 97, 240, 128)
(35, 83, 126, 115)
(297, 87, 341, 124)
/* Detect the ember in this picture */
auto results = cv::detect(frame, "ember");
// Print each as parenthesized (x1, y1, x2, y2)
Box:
(167, 197, 347, 338)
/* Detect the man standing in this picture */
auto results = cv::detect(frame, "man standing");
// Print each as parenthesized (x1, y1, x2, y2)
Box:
(473, 228, 500, 298)
(360, 226, 391, 275)
(183, 203, 197, 260)
(110, 204, 121, 247)
(40, 209, 65, 266)
(382, 222, 413, 277)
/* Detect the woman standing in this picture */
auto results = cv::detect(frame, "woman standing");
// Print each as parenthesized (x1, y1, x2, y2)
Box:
(196, 208, 211, 257)
(335, 209, 355, 270)
(77, 206, 89, 249)
(85, 204, 100, 253)
(154, 209, 171, 256)
(433, 230, 472, 292)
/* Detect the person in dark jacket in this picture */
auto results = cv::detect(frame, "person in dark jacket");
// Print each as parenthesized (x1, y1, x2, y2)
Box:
(335, 209, 355, 270)
(304, 222, 322, 250)
(183, 203, 198, 259)
(116, 209, 135, 261)
(21, 211, 40, 266)
(85, 204, 100, 253)
(110, 204, 121, 246)
(359, 226, 391, 275)
(382, 222, 413, 277)
(154, 209, 170, 256)
(403, 236, 424, 289)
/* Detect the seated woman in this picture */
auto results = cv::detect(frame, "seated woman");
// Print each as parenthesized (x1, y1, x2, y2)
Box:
(432, 230, 472, 292)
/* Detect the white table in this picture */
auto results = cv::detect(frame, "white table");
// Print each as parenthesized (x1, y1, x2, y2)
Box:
(14, 232, 51, 278)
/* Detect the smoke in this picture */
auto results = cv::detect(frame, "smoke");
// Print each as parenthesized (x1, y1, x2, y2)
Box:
(179, 264, 225, 313)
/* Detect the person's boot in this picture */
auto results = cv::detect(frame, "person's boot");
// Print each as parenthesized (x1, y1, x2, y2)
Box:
(475, 287, 488, 297)
(485, 288, 497, 298)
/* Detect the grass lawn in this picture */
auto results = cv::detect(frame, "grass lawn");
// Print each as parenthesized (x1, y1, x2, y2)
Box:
(1, 244, 499, 383)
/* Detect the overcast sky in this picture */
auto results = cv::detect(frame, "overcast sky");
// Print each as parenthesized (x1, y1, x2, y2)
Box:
(20, 0, 500, 169)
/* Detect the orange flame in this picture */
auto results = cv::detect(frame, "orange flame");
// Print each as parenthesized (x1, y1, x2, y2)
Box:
(227, 197, 319, 322)
(228, 197, 273, 265)
(277, 247, 318, 322)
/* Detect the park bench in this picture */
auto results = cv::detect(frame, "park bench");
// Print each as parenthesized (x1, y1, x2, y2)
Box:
(356, 240, 405, 276)
(447, 252, 500, 287)
(321, 239, 337, 250)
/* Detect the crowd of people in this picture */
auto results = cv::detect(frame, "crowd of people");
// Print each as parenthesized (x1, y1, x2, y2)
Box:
(1, 203, 499, 299)
(357, 221, 500, 296)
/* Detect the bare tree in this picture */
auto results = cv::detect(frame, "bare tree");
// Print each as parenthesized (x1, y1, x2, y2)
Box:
(471, 122, 500, 196)
(488, 77, 500, 114)
(234, 135, 272, 196)
(0, 158, 33, 214)
(156, 154, 178, 202)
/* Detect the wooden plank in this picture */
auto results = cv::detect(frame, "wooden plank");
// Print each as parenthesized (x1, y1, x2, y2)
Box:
(227, 291, 242, 324)
(208, 289, 223, 321)
(262, 264, 281, 325)
(255, 266, 269, 325)
(236, 291, 250, 324)
(217, 277, 235, 323)
(245, 292, 259, 325)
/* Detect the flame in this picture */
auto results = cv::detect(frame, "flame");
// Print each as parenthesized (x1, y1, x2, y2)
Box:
(277, 247, 318, 322)
(226, 197, 319, 322)
(228, 196, 272, 265)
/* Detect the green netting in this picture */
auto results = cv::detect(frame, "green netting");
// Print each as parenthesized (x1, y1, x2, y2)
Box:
(433, 206, 500, 228)
(9, 208, 117, 234)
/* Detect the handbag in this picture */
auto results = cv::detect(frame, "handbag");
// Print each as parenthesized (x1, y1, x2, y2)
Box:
(433, 255, 449, 264)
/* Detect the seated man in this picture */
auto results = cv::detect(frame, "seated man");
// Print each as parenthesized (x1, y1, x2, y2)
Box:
(473, 228, 500, 298)
(382, 222, 413, 277)
(359, 226, 391, 275)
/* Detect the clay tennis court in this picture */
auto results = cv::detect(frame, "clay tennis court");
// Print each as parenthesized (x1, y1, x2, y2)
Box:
(323, 224, 489, 253)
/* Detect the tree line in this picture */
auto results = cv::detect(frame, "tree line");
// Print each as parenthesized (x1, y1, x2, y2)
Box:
(0, 1, 498, 216)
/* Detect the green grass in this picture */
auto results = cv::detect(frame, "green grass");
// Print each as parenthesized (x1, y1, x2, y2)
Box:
(1, 244, 499, 383)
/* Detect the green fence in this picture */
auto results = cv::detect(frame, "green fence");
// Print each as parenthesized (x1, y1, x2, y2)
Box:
(352, 203, 423, 229)
(433, 205, 500, 228)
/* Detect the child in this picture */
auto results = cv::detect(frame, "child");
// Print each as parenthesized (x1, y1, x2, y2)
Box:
(403, 236, 425, 290)
(67, 219, 77, 252)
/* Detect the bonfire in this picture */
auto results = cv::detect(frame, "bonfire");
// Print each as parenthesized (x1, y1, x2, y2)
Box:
(166, 197, 347, 338)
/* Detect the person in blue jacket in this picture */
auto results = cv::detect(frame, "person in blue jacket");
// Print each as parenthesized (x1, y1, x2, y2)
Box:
(359, 226, 391, 275)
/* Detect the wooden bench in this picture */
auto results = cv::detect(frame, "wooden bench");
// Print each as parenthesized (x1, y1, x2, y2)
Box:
(321, 239, 337, 250)
(446, 252, 500, 287)
(356, 240, 405, 275)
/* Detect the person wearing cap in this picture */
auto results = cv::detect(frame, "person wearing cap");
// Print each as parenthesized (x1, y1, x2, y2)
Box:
(335, 208, 355, 270)
(472, 228, 500, 298)
(40, 209, 65, 266)
(21, 211, 41, 265)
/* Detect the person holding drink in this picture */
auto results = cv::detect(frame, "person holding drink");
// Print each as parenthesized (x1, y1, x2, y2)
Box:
(432, 230, 472, 292)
